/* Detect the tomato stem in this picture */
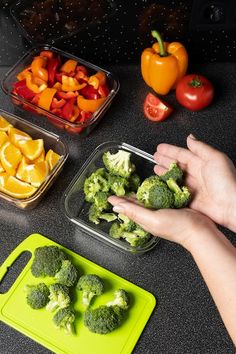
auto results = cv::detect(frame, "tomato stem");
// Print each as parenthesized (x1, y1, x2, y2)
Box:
(189, 76, 203, 88)
(151, 30, 167, 57)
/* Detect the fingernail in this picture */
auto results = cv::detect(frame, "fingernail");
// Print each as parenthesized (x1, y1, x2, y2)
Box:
(113, 204, 125, 213)
(189, 134, 197, 140)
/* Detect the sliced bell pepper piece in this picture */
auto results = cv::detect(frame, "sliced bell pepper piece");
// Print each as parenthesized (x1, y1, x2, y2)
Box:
(47, 57, 60, 87)
(13, 79, 36, 100)
(25, 73, 47, 93)
(51, 98, 66, 109)
(16, 66, 31, 81)
(57, 91, 78, 100)
(61, 97, 76, 120)
(61, 75, 87, 92)
(53, 82, 62, 91)
(77, 95, 106, 113)
(38, 87, 57, 111)
(31, 56, 48, 82)
(31, 93, 41, 105)
(60, 59, 78, 73)
(80, 85, 100, 100)
(40, 50, 54, 59)
(98, 84, 110, 98)
(88, 75, 100, 89)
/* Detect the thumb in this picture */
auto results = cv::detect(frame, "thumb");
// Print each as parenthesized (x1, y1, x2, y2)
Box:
(108, 196, 173, 237)
(187, 134, 219, 161)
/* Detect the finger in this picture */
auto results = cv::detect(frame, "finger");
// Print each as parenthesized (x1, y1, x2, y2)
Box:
(187, 135, 220, 161)
(156, 143, 193, 165)
(153, 164, 168, 176)
(153, 152, 176, 168)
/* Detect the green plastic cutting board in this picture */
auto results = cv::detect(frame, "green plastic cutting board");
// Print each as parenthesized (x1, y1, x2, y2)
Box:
(0, 233, 156, 354)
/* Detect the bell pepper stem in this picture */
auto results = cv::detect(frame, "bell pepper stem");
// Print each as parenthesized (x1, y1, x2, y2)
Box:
(151, 30, 167, 57)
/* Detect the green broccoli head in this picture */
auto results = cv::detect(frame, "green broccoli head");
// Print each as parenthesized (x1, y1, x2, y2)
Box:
(107, 289, 129, 310)
(88, 204, 117, 225)
(128, 173, 141, 192)
(25, 283, 49, 309)
(53, 307, 75, 335)
(136, 175, 174, 209)
(108, 174, 129, 196)
(122, 228, 151, 247)
(167, 178, 191, 208)
(31, 246, 68, 278)
(118, 214, 136, 232)
(109, 222, 124, 239)
(46, 283, 71, 312)
(77, 274, 104, 308)
(84, 305, 121, 334)
(99, 213, 117, 222)
(102, 150, 135, 178)
(93, 191, 110, 211)
(84, 168, 109, 203)
(160, 162, 183, 183)
(55, 260, 79, 287)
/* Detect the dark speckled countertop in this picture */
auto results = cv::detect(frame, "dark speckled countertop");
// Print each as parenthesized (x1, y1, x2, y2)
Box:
(0, 62, 236, 354)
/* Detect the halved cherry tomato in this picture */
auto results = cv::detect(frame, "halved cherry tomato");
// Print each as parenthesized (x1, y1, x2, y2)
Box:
(143, 93, 173, 122)
(176, 74, 214, 111)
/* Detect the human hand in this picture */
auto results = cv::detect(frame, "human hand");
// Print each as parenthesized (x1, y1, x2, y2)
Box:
(154, 135, 236, 232)
(108, 195, 217, 250)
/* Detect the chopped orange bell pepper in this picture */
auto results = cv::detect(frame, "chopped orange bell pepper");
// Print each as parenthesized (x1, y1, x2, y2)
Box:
(88, 75, 100, 89)
(61, 75, 87, 92)
(60, 59, 77, 73)
(31, 56, 48, 82)
(77, 95, 106, 113)
(16, 66, 31, 81)
(25, 73, 47, 93)
(88, 71, 106, 89)
(53, 82, 62, 91)
(38, 88, 57, 110)
(40, 50, 54, 59)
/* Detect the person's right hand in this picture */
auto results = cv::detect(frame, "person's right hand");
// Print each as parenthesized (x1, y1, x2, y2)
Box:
(154, 135, 236, 232)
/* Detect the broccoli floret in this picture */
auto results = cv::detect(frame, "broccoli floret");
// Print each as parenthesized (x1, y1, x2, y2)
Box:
(88, 204, 117, 224)
(118, 214, 136, 232)
(107, 289, 129, 310)
(84, 305, 122, 334)
(93, 191, 110, 211)
(46, 283, 71, 312)
(128, 173, 141, 192)
(167, 178, 191, 208)
(109, 222, 124, 239)
(53, 307, 75, 335)
(99, 213, 117, 222)
(84, 168, 109, 203)
(55, 260, 79, 287)
(121, 228, 151, 247)
(108, 174, 129, 196)
(136, 175, 174, 209)
(25, 283, 49, 309)
(31, 246, 68, 278)
(77, 274, 104, 308)
(102, 150, 135, 178)
(160, 162, 183, 183)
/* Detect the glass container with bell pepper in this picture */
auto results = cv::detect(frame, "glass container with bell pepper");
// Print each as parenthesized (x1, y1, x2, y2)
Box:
(141, 30, 188, 95)
(2, 46, 119, 135)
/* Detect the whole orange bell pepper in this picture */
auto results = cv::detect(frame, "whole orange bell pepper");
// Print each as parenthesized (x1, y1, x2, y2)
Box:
(141, 30, 188, 95)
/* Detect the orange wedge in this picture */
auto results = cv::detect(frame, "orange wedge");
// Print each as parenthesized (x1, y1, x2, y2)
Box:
(17, 160, 49, 187)
(0, 175, 37, 199)
(18, 139, 44, 161)
(45, 149, 61, 171)
(0, 141, 22, 175)
(0, 131, 9, 148)
(8, 126, 32, 147)
(32, 149, 45, 163)
(0, 172, 9, 189)
(0, 161, 5, 173)
(0, 115, 12, 132)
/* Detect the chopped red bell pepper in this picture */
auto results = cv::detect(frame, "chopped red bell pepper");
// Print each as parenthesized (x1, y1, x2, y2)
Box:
(55, 72, 63, 83)
(31, 93, 41, 105)
(61, 97, 76, 120)
(80, 85, 100, 100)
(56, 91, 78, 100)
(51, 97, 66, 109)
(98, 84, 110, 98)
(47, 57, 60, 87)
(13, 79, 36, 100)
(76, 65, 88, 76)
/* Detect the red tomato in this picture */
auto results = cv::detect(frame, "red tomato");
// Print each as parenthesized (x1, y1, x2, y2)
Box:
(176, 74, 214, 111)
(143, 93, 173, 122)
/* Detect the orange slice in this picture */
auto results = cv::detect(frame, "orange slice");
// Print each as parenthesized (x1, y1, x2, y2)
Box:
(0, 172, 9, 188)
(18, 139, 44, 161)
(0, 115, 12, 132)
(0, 175, 37, 199)
(8, 126, 32, 147)
(32, 149, 45, 163)
(16, 158, 49, 187)
(0, 141, 22, 175)
(45, 149, 61, 171)
(0, 131, 9, 148)
(0, 161, 5, 173)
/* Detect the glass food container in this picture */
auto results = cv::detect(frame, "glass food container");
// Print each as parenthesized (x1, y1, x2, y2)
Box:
(0, 109, 68, 209)
(1, 45, 119, 135)
(62, 141, 160, 254)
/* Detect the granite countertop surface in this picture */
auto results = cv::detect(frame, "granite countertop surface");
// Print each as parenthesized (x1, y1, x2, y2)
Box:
(0, 62, 236, 354)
